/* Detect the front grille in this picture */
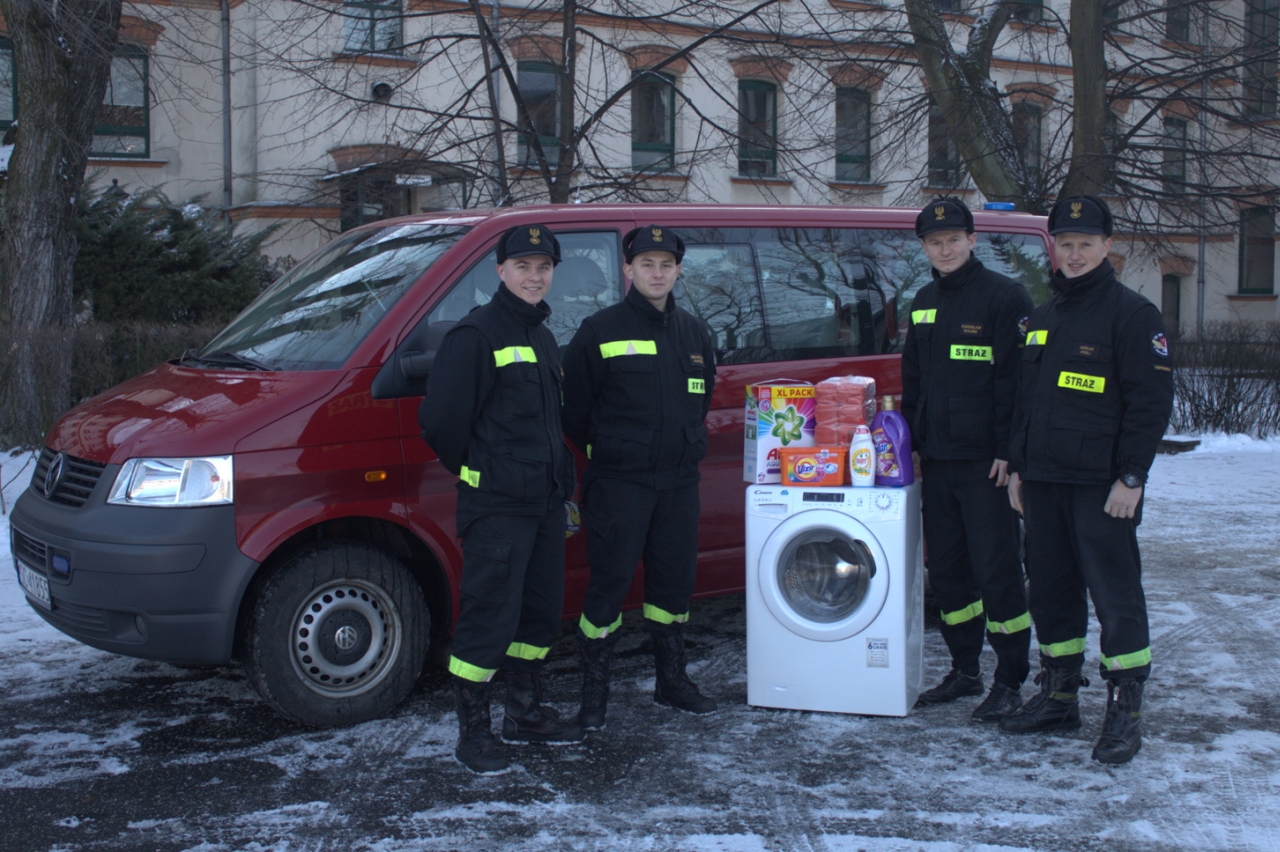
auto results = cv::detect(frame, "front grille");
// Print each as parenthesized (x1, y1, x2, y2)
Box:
(43, 599, 109, 636)
(31, 447, 107, 507)
(12, 529, 47, 570)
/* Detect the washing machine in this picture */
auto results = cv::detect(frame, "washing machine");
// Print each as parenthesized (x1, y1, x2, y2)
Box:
(746, 484, 924, 717)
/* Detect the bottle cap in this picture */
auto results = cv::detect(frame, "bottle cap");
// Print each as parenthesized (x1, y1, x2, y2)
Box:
(881, 395, 896, 411)
(854, 424, 870, 435)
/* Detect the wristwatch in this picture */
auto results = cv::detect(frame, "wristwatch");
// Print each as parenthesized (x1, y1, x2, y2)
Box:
(1120, 471, 1145, 489)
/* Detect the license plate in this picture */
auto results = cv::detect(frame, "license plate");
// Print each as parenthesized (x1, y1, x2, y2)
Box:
(16, 562, 52, 610)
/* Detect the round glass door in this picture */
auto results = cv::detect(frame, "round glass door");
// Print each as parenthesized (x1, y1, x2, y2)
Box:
(775, 528, 877, 623)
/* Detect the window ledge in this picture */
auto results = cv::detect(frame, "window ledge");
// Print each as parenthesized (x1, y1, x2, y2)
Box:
(828, 181, 886, 191)
(87, 157, 167, 168)
(332, 52, 417, 69)
(1226, 293, 1278, 301)
(625, 171, 690, 182)
(731, 175, 792, 187)
(828, 0, 887, 11)
(1007, 20, 1057, 34)
(1228, 115, 1280, 128)
(922, 185, 976, 195)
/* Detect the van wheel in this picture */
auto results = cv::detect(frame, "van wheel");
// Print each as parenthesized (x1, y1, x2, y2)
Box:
(244, 541, 428, 727)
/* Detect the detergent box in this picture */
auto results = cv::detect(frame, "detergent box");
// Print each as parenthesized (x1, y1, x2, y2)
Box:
(779, 446, 849, 487)
(744, 380, 816, 483)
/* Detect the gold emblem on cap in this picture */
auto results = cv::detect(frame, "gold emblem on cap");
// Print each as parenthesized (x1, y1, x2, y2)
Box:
(529, 227, 541, 244)
(1070, 202, 1082, 219)
(652, 227, 663, 242)
(934, 205, 946, 221)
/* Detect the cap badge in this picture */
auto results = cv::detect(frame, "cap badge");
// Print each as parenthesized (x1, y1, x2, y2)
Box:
(934, 205, 946, 221)
(652, 227, 663, 242)
(529, 227, 541, 245)
(1070, 202, 1083, 219)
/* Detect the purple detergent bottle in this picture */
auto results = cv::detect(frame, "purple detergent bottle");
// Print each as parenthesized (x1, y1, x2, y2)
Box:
(871, 395, 914, 486)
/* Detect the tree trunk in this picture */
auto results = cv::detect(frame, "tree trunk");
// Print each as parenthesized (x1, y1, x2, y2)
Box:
(0, 0, 121, 445)
(1059, 0, 1110, 197)
(548, 0, 576, 205)
(902, 0, 1031, 208)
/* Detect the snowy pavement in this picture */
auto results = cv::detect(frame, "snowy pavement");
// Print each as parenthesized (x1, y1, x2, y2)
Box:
(0, 440, 1278, 852)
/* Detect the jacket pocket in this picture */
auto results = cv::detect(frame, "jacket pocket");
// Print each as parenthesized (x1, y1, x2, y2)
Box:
(681, 424, 708, 469)
(947, 393, 995, 452)
(488, 445, 550, 502)
(591, 422, 656, 472)
(460, 534, 513, 603)
(1046, 415, 1118, 477)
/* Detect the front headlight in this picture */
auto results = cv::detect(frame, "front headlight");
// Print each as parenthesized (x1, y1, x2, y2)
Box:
(107, 456, 234, 507)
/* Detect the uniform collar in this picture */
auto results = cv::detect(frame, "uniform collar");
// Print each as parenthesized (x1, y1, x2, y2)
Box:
(493, 282, 551, 326)
(1051, 259, 1115, 306)
(625, 283, 678, 322)
(932, 256, 983, 291)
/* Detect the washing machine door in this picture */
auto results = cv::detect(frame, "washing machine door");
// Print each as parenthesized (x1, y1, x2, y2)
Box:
(757, 509, 890, 642)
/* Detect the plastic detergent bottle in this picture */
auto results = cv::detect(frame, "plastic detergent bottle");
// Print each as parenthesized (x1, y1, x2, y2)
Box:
(849, 424, 875, 486)
(871, 395, 914, 487)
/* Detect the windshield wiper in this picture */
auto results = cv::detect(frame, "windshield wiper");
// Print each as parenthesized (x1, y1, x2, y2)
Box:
(191, 350, 276, 371)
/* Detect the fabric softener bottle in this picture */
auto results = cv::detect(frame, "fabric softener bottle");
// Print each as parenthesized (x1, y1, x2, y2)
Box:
(870, 395, 914, 487)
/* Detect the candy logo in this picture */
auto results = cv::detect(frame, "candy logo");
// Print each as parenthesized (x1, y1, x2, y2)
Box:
(529, 227, 542, 244)
(1070, 202, 1083, 219)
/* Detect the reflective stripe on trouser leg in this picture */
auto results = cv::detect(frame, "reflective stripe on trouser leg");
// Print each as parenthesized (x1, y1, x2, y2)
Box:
(448, 504, 566, 676)
(1101, 647, 1152, 672)
(638, 484, 700, 627)
(987, 612, 1032, 634)
(449, 655, 497, 682)
(643, 603, 689, 624)
(581, 478, 658, 636)
(1021, 480, 1090, 671)
(941, 600, 985, 625)
(579, 613, 623, 639)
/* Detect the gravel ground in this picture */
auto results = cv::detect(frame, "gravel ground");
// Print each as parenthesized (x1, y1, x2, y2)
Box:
(0, 437, 1277, 852)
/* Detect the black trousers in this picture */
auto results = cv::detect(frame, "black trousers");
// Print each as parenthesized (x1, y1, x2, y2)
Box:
(580, 478, 700, 637)
(1022, 479, 1151, 682)
(922, 458, 1031, 687)
(448, 503, 565, 682)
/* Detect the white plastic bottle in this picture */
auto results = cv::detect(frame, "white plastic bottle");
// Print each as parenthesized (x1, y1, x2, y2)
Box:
(849, 424, 876, 487)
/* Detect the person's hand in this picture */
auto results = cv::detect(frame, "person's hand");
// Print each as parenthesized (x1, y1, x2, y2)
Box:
(989, 458, 1009, 488)
(1104, 479, 1143, 519)
(1007, 471, 1023, 514)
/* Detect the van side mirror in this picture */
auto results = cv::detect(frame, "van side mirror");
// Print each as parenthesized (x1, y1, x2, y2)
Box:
(399, 350, 435, 380)
(371, 319, 456, 399)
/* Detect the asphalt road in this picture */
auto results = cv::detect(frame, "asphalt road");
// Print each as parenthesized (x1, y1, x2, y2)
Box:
(1, 445, 1278, 852)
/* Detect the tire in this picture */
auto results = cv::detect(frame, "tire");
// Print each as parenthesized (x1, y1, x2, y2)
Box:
(244, 540, 429, 727)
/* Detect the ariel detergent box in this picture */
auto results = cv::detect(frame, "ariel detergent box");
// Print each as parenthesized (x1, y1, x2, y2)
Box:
(744, 380, 816, 483)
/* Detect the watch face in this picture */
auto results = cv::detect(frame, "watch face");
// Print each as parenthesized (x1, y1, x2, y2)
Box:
(1122, 473, 1143, 488)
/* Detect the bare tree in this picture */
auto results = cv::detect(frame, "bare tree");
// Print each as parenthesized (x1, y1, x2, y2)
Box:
(0, 0, 122, 444)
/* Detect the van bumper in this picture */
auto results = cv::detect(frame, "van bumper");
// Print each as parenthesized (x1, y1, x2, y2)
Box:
(9, 471, 259, 666)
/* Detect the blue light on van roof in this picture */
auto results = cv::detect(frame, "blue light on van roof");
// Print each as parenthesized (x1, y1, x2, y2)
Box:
(984, 202, 1016, 211)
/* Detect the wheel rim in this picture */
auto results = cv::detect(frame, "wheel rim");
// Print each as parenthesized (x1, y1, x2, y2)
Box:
(288, 579, 404, 698)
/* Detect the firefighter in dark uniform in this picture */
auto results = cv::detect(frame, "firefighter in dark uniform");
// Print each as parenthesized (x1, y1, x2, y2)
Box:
(902, 198, 1035, 721)
(420, 224, 583, 775)
(1003, 196, 1173, 765)
(561, 224, 718, 730)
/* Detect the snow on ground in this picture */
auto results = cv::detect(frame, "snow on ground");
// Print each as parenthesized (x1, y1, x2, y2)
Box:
(0, 442, 1278, 852)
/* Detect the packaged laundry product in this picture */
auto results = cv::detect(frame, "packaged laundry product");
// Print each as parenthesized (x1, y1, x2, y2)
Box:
(779, 446, 849, 486)
(870, 396, 914, 487)
(745, 380, 816, 483)
(815, 375, 877, 446)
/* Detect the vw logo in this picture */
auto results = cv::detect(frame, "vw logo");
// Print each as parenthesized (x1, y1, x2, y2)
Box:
(333, 625, 360, 652)
(43, 452, 65, 499)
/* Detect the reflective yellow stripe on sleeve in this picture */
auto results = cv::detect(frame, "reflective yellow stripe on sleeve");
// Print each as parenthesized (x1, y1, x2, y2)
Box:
(1057, 371, 1106, 393)
(459, 466, 480, 487)
(1026, 329, 1048, 346)
(494, 346, 537, 367)
(600, 340, 658, 358)
(911, 309, 936, 325)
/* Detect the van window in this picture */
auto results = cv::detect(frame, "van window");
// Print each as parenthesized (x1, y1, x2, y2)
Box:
(426, 230, 622, 347)
(201, 223, 468, 370)
(678, 227, 1050, 362)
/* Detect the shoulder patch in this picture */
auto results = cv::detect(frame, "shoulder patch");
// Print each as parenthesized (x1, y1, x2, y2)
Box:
(1151, 333, 1170, 358)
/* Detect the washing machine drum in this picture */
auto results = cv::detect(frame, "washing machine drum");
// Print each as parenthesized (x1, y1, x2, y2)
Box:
(759, 514, 892, 641)
(778, 530, 876, 623)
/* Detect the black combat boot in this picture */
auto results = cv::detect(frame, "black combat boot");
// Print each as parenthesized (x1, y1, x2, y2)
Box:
(502, 670, 585, 744)
(576, 628, 622, 731)
(999, 664, 1086, 734)
(648, 621, 717, 714)
(453, 675, 509, 775)
(1092, 678, 1143, 765)
(915, 669, 985, 706)
(971, 682, 1022, 722)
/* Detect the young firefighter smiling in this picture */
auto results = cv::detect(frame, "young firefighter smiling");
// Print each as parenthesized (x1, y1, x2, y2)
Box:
(901, 198, 1035, 722)
(561, 224, 718, 730)
(419, 224, 583, 775)
(1003, 196, 1174, 764)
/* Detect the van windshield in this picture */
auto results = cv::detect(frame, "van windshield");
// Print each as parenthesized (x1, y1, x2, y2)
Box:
(199, 223, 469, 371)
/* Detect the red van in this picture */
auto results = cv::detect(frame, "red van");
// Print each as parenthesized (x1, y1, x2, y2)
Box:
(10, 204, 1051, 726)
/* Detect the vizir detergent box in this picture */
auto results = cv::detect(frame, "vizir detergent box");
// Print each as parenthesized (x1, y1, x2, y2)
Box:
(778, 447, 849, 487)
(744, 380, 816, 483)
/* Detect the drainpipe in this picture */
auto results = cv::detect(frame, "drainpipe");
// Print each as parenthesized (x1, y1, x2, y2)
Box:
(222, 0, 234, 222)
(1195, 5, 1208, 339)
